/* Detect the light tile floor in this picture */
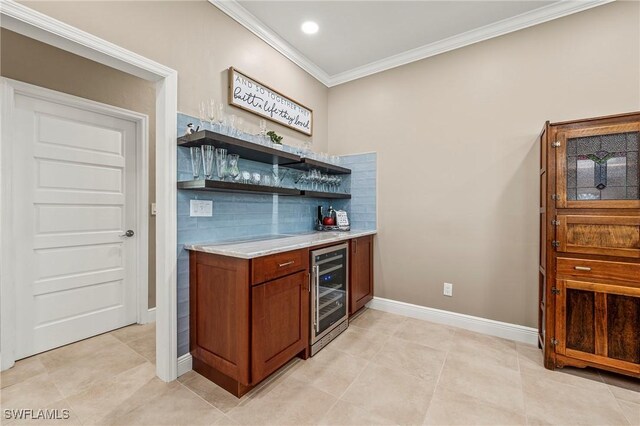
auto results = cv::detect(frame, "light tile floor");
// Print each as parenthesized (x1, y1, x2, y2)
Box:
(1, 309, 638, 425)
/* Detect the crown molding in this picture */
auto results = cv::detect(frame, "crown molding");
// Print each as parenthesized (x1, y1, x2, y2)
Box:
(0, 0, 176, 81)
(329, 0, 615, 86)
(209, 0, 332, 86)
(210, 0, 613, 88)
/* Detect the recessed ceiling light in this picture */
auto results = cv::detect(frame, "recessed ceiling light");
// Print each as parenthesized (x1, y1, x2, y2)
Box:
(301, 21, 319, 35)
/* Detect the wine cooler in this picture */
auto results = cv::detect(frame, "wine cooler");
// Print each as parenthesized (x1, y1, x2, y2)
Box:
(310, 243, 349, 356)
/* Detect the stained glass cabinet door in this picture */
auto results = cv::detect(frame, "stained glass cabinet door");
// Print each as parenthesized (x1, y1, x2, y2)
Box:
(556, 122, 640, 208)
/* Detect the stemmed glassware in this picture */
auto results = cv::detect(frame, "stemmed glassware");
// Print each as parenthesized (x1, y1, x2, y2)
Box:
(310, 169, 321, 190)
(320, 173, 329, 192)
(190, 147, 202, 179)
(201, 145, 215, 179)
(258, 119, 269, 145)
(226, 154, 240, 181)
(215, 148, 227, 180)
(216, 104, 226, 134)
(227, 114, 237, 138)
(207, 99, 216, 131)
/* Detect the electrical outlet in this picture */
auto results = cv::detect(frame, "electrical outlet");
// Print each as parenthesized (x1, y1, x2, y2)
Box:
(190, 199, 213, 217)
(443, 282, 453, 297)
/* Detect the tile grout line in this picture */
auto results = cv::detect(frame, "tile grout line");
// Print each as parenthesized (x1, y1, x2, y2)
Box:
(177, 379, 228, 419)
(601, 372, 634, 426)
(420, 328, 454, 424)
(317, 315, 398, 423)
(515, 347, 531, 426)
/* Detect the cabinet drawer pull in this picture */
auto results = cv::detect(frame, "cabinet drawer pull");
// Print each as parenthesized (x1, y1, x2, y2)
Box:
(574, 266, 592, 271)
(278, 260, 295, 268)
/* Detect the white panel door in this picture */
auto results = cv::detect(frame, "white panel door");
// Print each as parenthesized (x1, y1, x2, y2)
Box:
(13, 93, 138, 359)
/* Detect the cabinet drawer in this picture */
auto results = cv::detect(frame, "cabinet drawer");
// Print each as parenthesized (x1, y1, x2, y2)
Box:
(557, 258, 640, 284)
(251, 249, 308, 284)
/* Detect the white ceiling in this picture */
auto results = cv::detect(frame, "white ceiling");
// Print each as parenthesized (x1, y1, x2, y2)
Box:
(212, 0, 612, 86)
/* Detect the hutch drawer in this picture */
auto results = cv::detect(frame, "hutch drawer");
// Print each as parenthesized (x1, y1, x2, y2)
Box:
(557, 257, 640, 284)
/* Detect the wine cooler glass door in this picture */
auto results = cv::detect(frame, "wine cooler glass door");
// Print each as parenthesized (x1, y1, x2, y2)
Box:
(311, 244, 348, 343)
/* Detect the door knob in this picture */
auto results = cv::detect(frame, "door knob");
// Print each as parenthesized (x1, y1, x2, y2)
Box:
(120, 230, 135, 237)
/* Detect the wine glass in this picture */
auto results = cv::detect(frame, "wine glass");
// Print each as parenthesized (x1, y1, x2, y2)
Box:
(226, 154, 240, 181)
(190, 147, 202, 179)
(216, 104, 226, 134)
(207, 99, 216, 131)
(227, 114, 237, 138)
(311, 169, 321, 191)
(320, 174, 329, 192)
(235, 117, 244, 139)
(295, 171, 307, 190)
(215, 148, 227, 180)
(251, 172, 261, 185)
(201, 145, 215, 179)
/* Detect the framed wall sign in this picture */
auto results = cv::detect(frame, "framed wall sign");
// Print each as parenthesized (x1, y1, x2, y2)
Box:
(228, 67, 313, 136)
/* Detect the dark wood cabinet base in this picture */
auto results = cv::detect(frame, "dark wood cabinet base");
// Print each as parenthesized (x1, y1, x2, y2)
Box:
(192, 346, 310, 398)
(189, 234, 375, 397)
(192, 357, 254, 398)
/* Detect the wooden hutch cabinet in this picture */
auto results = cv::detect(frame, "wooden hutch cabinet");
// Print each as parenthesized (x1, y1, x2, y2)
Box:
(539, 112, 640, 378)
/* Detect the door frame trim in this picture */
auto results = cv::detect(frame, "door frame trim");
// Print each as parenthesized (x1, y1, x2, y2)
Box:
(0, 0, 179, 382)
(1, 77, 149, 359)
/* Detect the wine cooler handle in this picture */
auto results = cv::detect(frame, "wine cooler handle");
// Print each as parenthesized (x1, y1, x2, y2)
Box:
(314, 265, 320, 333)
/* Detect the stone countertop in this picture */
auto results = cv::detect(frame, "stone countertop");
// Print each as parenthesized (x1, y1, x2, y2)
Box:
(184, 230, 377, 259)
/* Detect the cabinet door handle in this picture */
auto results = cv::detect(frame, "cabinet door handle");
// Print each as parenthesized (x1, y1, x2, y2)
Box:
(279, 260, 295, 268)
(314, 265, 320, 333)
(574, 266, 591, 271)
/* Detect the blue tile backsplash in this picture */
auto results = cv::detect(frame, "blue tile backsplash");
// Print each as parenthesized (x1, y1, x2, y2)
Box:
(176, 113, 376, 356)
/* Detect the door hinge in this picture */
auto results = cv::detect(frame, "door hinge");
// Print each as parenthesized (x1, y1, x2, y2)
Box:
(551, 219, 560, 226)
(551, 240, 560, 248)
(551, 338, 558, 346)
(551, 287, 561, 295)
(551, 194, 559, 200)
(551, 141, 561, 148)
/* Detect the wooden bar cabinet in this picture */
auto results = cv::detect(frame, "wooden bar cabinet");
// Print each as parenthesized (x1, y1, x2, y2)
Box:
(539, 111, 640, 378)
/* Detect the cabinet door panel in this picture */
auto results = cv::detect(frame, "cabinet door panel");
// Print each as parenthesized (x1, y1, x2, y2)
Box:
(556, 122, 640, 209)
(349, 236, 374, 315)
(607, 294, 640, 364)
(190, 252, 250, 385)
(556, 278, 640, 374)
(251, 271, 308, 384)
(565, 288, 596, 354)
(557, 215, 640, 258)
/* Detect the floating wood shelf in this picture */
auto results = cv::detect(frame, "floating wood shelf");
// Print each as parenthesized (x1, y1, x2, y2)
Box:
(281, 158, 351, 175)
(177, 180, 352, 199)
(177, 180, 299, 196)
(177, 130, 351, 174)
(300, 191, 351, 199)
(178, 130, 300, 166)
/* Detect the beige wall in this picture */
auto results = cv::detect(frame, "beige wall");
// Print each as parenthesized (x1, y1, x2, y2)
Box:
(7, 0, 330, 309)
(328, 1, 640, 328)
(24, 0, 329, 151)
(8, 1, 639, 328)
(0, 29, 158, 308)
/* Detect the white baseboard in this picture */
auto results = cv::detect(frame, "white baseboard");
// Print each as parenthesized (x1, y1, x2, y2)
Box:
(368, 297, 538, 345)
(177, 353, 192, 377)
(147, 307, 156, 323)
